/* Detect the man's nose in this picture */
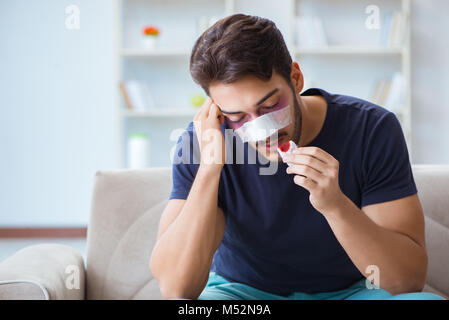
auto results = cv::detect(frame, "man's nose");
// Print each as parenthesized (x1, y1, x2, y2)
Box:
(246, 112, 259, 122)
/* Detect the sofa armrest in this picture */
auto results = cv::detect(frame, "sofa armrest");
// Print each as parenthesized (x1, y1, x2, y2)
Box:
(0, 244, 85, 300)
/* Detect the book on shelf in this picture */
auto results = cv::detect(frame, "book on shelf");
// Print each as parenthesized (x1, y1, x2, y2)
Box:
(384, 72, 405, 111)
(119, 81, 155, 111)
(370, 72, 404, 113)
(295, 16, 328, 48)
(295, 11, 406, 49)
(380, 11, 407, 48)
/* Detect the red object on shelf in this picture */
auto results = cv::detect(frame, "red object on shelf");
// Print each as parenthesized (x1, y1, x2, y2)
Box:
(142, 25, 160, 36)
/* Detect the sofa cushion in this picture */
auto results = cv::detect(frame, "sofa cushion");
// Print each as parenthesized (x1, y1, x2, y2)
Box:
(86, 168, 171, 299)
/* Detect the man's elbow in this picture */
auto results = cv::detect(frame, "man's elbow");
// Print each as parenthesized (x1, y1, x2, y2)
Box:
(389, 274, 426, 295)
(157, 279, 202, 300)
(389, 251, 428, 295)
(149, 262, 202, 300)
(406, 248, 429, 292)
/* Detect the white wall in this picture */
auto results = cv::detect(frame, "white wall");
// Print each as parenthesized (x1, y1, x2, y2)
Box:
(0, 0, 448, 227)
(410, 0, 449, 163)
(0, 0, 118, 226)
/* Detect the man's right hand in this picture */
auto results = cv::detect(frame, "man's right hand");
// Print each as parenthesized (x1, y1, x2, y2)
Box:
(193, 97, 226, 171)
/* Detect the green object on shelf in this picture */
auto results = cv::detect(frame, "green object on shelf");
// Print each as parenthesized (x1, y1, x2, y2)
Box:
(130, 132, 148, 139)
(190, 93, 206, 107)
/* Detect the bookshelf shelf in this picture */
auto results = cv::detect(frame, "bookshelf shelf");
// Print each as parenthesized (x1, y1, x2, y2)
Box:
(116, 0, 412, 167)
(121, 108, 197, 118)
(293, 46, 404, 55)
(120, 48, 191, 58)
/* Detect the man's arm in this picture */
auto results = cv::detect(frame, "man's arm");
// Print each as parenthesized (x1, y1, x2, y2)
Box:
(150, 167, 226, 300)
(325, 193, 427, 294)
(150, 98, 227, 300)
(285, 147, 427, 295)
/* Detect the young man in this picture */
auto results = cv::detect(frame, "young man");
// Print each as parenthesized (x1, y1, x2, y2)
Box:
(149, 14, 445, 300)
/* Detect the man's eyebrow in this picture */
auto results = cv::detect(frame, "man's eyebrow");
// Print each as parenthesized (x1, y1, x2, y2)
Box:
(218, 88, 280, 114)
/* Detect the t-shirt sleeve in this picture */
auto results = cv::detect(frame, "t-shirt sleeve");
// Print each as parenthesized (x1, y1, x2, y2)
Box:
(169, 124, 199, 200)
(361, 111, 417, 207)
(168, 123, 227, 211)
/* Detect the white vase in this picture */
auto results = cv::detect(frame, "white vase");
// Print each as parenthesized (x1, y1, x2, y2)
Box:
(127, 133, 150, 168)
(142, 36, 157, 50)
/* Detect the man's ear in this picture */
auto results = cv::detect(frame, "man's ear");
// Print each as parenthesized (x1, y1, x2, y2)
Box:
(290, 62, 304, 93)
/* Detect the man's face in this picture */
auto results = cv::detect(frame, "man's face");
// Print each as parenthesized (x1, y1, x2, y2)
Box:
(209, 71, 302, 162)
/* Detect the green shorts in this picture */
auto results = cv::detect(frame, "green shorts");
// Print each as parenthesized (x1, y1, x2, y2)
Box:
(195, 272, 445, 300)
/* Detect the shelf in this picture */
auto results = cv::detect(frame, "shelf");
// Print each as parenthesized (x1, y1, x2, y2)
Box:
(293, 46, 404, 55)
(122, 46, 403, 58)
(120, 48, 191, 58)
(121, 108, 197, 118)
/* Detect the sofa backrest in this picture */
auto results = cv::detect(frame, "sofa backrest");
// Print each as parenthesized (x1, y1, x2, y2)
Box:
(413, 165, 449, 298)
(86, 165, 449, 299)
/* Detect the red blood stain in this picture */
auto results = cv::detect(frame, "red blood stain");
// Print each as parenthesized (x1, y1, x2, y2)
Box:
(279, 141, 291, 152)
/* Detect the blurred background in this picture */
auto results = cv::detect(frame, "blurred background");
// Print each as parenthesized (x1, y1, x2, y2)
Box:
(0, 0, 448, 259)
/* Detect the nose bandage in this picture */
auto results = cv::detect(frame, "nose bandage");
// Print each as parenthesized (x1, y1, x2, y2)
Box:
(234, 105, 291, 142)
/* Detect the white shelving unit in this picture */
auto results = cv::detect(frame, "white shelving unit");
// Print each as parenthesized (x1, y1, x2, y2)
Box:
(116, 0, 412, 167)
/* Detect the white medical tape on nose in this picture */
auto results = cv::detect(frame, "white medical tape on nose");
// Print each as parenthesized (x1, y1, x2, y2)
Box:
(234, 105, 291, 142)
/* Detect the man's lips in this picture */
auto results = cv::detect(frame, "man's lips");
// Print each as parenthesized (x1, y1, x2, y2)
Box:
(264, 133, 286, 148)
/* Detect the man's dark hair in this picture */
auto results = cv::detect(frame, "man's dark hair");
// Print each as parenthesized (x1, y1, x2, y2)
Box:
(190, 14, 293, 95)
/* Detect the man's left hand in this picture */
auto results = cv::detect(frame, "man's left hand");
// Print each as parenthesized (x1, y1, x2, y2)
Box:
(284, 147, 347, 215)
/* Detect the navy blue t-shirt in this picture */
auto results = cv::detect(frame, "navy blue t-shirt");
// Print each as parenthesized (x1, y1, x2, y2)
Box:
(169, 88, 417, 295)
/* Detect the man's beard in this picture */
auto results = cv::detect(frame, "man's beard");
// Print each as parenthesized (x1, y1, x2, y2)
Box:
(291, 89, 302, 146)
